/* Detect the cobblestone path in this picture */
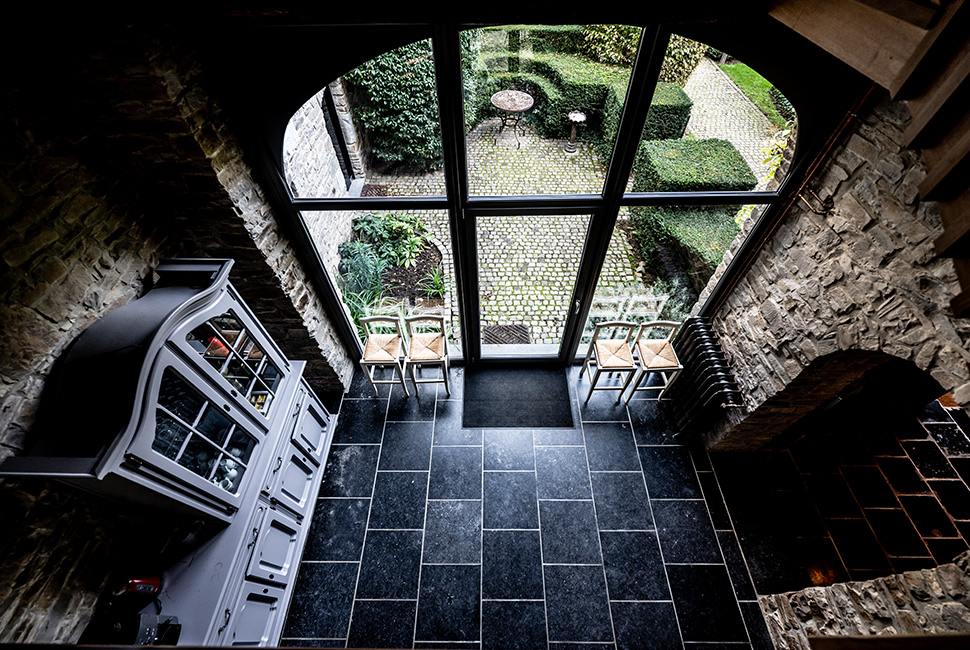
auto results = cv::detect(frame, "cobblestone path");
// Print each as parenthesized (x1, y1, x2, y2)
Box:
(683, 58, 777, 191)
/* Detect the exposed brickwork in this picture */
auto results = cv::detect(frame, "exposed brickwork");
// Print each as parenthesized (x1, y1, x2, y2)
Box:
(699, 95, 970, 451)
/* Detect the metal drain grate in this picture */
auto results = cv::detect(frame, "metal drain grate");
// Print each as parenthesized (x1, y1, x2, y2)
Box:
(482, 324, 532, 345)
(361, 184, 389, 197)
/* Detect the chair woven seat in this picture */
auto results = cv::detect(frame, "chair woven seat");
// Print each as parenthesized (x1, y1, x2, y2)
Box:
(363, 333, 402, 363)
(408, 332, 445, 361)
(595, 339, 634, 368)
(636, 339, 678, 369)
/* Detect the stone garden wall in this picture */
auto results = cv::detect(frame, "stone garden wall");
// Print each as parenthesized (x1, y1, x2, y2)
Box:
(697, 95, 970, 452)
(0, 33, 354, 643)
(761, 551, 970, 648)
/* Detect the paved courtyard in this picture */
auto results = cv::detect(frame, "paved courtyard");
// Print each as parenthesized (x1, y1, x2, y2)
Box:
(362, 58, 779, 345)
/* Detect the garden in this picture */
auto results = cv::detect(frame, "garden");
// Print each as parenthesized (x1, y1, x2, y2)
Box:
(332, 25, 794, 343)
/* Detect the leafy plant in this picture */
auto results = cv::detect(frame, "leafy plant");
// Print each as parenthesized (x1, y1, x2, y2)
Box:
(418, 264, 447, 299)
(658, 35, 707, 87)
(352, 212, 430, 269)
(582, 25, 641, 65)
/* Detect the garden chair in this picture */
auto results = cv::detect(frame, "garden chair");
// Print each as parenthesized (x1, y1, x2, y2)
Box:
(359, 315, 410, 397)
(624, 320, 683, 403)
(579, 321, 638, 404)
(404, 313, 451, 397)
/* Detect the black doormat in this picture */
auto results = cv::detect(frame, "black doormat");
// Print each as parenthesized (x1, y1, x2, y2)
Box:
(463, 366, 574, 428)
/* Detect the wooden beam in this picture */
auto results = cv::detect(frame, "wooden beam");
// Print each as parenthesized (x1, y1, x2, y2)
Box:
(918, 106, 970, 199)
(770, 0, 928, 90)
(854, 0, 943, 28)
(891, 0, 968, 97)
(902, 39, 970, 146)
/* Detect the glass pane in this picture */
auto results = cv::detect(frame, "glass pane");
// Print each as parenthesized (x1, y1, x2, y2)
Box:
(285, 39, 445, 199)
(302, 208, 462, 356)
(478, 214, 590, 356)
(197, 404, 233, 445)
(152, 413, 191, 459)
(581, 203, 767, 354)
(178, 437, 220, 480)
(259, 361, 281, 392)
(224, 357, 256, 393)
(248, 378, 273, 413)
(209, 315, 243, 347)
(158, 370, 205, 424)
(227, 429, 257, 466)
(627, 35, 795, 195)
(212, 453, 246, 494)
(463, 25, 641, 197)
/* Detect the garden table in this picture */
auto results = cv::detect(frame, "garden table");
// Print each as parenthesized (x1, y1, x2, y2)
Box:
(491, 89, 534, 149)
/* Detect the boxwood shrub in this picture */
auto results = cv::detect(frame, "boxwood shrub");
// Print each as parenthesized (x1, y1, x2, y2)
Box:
(630, 138, 755, 291)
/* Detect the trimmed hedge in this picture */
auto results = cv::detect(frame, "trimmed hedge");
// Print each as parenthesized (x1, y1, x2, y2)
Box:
(630, 138, 755, 291)
(641, 84, 692, 141)
(632, 138, 757, 193)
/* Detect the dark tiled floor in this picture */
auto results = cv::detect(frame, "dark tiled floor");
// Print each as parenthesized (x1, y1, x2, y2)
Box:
(281, 366, 768, 649)
(714, 395, 970, 594)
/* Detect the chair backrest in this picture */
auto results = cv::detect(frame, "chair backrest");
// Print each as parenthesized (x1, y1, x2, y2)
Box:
(633, 320, 682, 345)
(591, 320, 638, 344)
(360, 315, 404, 339)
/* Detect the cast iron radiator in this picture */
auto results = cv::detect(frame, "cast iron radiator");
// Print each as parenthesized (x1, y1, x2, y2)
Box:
(664, 316, 744, 432)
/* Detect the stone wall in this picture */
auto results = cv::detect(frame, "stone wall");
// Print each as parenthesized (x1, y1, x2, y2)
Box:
(698, 94, 970, 451)
(0, 29, 354, 643)
(761, 551, 970, 649)
(282, 84, 356, 280)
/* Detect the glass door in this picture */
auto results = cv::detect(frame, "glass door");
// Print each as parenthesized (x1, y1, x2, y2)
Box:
(475, 213, 592, 359)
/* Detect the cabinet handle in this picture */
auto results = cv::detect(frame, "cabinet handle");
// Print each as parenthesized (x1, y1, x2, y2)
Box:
(273, 456, 283, 474)
(247, 525, 259, 549)
(217, 608, 231, 634)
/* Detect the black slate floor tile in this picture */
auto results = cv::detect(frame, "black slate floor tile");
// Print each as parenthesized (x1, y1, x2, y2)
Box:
(877, 456, 930, 495)
(356, 529, 423, 599)
(424, 499, 482, 564)
(739, 600, 773, 650)
(950, 456, 970, 484)
(652, 499, 721, 564)
(804, 472, 864, 518)
(667, 564, 748, 643)
(483, 471, 538, 529)
(638, 446, 701, 499)
(379, 421, 434, 471)
(387, 383, 437, 422)
(628, 400, 677, 445)
(319, 444, 381, 498)
(902, 440, 958, 479)
(611, 600, 680, 650)
(578, 388, 630, 423)
(864, 508, 929, 557)
(825, 518, 891, 572)
(900, 494, 959, 537)
(600, 531, 668, 600)
(543, 565, 613, 643)
(539, 499, 602, 564)
(926, 537, 970, 564)
(369, 471, 428, 529)
(535, 446, 592, 499)
(925, 422, 970, 456)
(283, 562, 359, 639)
(590, 471, 653, 530)
(840, 465, 899, 508)
(534, 428, 585, 446)
(429, 446, 483, 500)
(928, 479, 970, 519)
(303, 497, 370, 561)
(347, 599, 417, 649)
(699, 471, 732, 530)
(434, 399, 482, 446)
(333, 398, 387, 444)
(484, 429, 535, 470)
(482, 530, 544, 600)
(415, 564, 481, 642)
(583, 422, 641, 471)
(481, 600, 546, 650)
(717, 530, 756, 601)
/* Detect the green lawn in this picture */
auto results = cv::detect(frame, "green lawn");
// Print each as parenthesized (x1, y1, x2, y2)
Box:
(719, 62, 789, 129)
